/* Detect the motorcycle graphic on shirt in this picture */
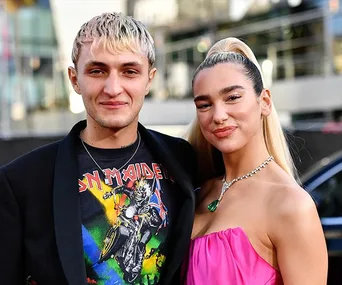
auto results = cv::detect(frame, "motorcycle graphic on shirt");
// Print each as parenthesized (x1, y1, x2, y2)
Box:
(99, 177, 168, 283)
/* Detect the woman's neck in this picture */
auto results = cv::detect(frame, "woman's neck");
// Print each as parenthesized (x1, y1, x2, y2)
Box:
(222, 138, 271, 181)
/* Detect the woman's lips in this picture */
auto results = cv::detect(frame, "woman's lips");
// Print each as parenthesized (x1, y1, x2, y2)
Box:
(213, 126, 237, 138)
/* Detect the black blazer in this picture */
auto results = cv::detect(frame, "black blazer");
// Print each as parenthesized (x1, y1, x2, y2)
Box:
(0, 121, 196, 285)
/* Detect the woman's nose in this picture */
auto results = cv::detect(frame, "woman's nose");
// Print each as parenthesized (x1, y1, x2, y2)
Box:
(213, 104, 229, 124)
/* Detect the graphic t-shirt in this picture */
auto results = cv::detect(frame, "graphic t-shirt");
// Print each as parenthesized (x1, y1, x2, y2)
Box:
(77, 136, 178, 285)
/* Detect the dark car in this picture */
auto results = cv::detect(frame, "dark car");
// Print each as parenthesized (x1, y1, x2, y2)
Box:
(301, 150, 342, 285)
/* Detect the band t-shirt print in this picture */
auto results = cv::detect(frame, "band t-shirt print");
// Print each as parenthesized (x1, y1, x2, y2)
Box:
(77, 138, 176, 285)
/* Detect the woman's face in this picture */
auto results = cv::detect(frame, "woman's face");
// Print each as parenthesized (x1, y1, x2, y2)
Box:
(193, 63, 271, 154)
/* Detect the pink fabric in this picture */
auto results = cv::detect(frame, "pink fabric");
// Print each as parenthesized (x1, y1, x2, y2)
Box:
(184, 227, 283, 285)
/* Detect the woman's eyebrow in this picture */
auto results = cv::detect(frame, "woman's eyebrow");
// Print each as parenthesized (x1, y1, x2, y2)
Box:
(219, 85, 244, 96)
(194, 85, 244, 102)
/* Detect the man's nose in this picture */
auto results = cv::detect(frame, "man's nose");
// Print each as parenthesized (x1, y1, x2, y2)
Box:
(103, 72, 124, 96)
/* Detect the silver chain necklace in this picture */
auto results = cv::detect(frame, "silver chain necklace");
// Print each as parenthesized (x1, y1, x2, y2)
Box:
(207, 156, 274, 212)
(80, 132, 141, 185)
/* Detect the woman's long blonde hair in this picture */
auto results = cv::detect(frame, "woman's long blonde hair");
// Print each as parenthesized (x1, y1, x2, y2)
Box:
(187, 37, 295, 184)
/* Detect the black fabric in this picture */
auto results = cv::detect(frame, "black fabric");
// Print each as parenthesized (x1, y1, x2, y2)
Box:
(77, 137, 180, 284)
(0, 120, 196, 285)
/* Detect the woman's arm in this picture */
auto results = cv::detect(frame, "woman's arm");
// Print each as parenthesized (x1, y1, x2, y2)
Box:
(271, 186, 328, 285)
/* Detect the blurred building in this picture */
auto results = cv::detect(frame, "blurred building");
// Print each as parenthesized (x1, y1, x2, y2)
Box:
(147, 0, 342, 128)
(0, 0, 342, 137)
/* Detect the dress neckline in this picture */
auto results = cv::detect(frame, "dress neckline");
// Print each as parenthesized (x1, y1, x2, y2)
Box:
(191, 226, 280, 272)
(191, 226, 242, 241)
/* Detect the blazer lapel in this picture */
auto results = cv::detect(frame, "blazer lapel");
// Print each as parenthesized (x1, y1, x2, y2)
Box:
(138, 124, 195, 284)
(53, 121, 87, 285)
(138, 124, 195, 199)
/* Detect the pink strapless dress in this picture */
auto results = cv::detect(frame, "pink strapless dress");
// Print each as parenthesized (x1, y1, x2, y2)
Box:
(184, 227, 283, 285)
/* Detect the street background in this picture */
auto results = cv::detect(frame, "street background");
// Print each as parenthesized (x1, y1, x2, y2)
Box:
(0, 0, 342, 283)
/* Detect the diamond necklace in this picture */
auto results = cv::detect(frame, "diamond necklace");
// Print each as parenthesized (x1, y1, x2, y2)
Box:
(207, 156, 274, 212)
(80, 132, 141, 185)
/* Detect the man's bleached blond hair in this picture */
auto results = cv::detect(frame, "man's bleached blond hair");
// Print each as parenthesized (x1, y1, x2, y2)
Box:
(71, 12, 155, 67)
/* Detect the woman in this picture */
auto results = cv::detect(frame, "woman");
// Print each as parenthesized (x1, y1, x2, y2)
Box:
(184, 37, 327, 285)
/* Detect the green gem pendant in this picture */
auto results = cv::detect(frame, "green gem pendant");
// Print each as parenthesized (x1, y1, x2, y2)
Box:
(207, 199, 220, 212)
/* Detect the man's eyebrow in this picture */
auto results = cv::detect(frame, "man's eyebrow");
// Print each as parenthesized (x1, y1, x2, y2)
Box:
(84, 60, 143, 68)
(84, 61, 107, 68)
(194, 85, 244, 102)
(122, 61, 143, 67)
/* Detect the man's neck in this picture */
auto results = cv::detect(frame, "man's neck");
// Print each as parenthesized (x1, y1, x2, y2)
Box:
(80, 122, 139, 149)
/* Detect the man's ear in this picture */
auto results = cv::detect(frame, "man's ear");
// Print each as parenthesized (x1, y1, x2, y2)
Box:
(68, 66, 81, 94)
(145, 67, 157, 95)
(260, 89, 272, 117)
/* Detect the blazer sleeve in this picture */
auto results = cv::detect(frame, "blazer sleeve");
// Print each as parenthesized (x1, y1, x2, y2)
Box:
(176, 138, 199, 189)
(0, 168, 25, 284)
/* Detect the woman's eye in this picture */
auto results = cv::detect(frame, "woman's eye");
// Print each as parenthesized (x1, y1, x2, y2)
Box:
(196, 103, 211, 109)
(226, 95, 241, 101)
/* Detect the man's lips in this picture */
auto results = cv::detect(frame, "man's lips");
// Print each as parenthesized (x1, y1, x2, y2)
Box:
(100, 101, 128, 109)
(213, 126, 237, 138)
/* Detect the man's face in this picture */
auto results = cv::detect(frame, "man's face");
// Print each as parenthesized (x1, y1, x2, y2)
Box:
(68, 43, 156, 131)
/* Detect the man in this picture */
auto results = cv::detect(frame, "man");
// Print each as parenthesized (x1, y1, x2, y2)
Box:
(0, 12, 196, 285)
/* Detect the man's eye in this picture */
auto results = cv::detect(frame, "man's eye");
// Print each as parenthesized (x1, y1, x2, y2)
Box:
(124, 70, 139, 75)
(89, 69, 104, 74)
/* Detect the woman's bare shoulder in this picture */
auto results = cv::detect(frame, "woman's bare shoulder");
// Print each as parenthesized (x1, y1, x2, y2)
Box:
(261, 164, 311, 207)
(267, 177, 318, 232)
